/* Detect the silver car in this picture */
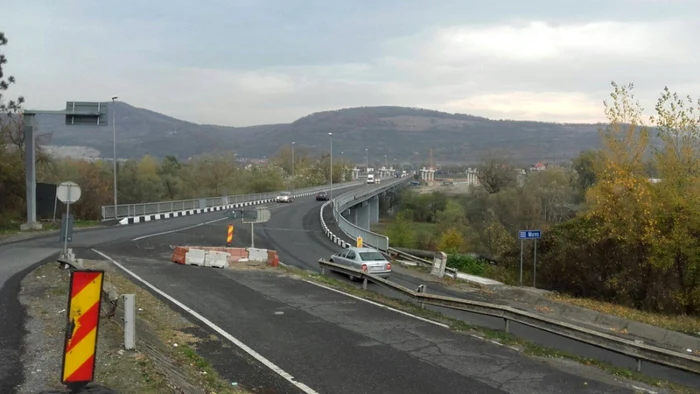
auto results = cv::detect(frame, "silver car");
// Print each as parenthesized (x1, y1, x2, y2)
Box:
(329, 247, 392, 279)
(275, 191, 293, 203)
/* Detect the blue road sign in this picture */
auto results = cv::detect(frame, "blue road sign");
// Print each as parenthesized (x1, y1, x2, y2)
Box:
(518, 230, 542, 239)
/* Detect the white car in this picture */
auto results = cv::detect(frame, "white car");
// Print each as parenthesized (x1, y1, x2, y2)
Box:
(329, 247, 392, 280)
(275, 191, 293, 203)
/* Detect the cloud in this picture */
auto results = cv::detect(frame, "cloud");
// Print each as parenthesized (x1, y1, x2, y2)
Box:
(3, 1, 699, 126)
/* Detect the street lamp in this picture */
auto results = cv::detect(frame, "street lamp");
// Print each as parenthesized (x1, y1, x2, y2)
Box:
(341, 151, 344, 182)
(329, 133, 333, 201)
(291, 141, 295, 194)
(111, 96, 118, 219)
(365, 148, 369, 172)
(384, 154, 387, 168)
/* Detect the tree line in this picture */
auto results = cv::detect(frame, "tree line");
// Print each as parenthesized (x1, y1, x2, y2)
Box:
(387, 82, 700, 316)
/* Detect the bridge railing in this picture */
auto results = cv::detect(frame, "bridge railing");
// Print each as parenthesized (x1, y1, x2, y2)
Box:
(101, 181, 361, 220)
(332, 175, 412, 251)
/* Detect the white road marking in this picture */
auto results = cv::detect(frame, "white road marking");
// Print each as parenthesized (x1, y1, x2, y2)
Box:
(131, 216, 229, 241)
(302, 279, 450, 329)
(92, 249, 319, 394)
(132, 202, 299, 241)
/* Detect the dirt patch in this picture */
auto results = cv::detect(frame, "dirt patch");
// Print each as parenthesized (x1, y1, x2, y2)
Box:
(17, 259, 251, 394)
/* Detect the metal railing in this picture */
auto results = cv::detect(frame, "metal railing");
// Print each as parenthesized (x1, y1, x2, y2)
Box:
(317, 259, 700, 376)
(331, 175, 412, 251)
(101, 181, 361, 220)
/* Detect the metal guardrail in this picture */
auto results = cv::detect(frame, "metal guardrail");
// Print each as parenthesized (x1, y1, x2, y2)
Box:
(331, 176, 413, 251)
(317, 259, 700, 375)
(101, 181, 361, 220)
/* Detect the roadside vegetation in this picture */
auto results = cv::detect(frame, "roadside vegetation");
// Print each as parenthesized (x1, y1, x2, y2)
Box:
(377, 82, 700, 324)
(0, 32, 348, 229)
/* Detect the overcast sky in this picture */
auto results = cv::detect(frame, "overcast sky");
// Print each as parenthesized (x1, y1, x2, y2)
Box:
(4, 0, 699, 126)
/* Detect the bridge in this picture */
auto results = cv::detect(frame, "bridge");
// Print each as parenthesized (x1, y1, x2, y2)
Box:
(1, 174, 698, 393)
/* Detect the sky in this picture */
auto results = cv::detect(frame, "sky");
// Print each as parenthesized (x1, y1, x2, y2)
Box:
(3, 0, 699, 126)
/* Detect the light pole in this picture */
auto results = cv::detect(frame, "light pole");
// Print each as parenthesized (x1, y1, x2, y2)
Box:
(341, 151, 344, 182)
(291, 141, 295, 193)
(365, 148, 369, 172)
(111, 96, 118, 219)
(329, 132, 333, 201)
(384, 155, 387, 168)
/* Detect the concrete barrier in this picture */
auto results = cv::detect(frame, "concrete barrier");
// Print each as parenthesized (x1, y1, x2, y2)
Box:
(174, 246, 281, 268)
(184, 249, 206, 266)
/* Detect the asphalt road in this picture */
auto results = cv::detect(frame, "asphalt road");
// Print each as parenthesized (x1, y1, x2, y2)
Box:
(94, 193, 641, 393)
(0, 187, 685, 393)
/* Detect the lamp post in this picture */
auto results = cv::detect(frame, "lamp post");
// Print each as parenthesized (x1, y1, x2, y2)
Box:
(365, 148, 369, 172)
(329, 132, 333, 201)
(341, 151, 344, 182)
(291, 141, 295, 194)
(111, 96, 118, 219)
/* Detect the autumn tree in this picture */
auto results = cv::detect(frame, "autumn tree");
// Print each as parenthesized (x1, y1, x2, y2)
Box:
(0, 32, 26, 224)
(477, 150, 517, 194)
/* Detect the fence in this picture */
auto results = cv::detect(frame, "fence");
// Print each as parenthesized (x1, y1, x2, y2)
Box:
(317, 259, 700, 376)
(332, 176, 412, 251)
(101, 181, 360, 220)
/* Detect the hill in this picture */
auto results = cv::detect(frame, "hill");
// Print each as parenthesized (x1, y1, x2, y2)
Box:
(34, 103, 603, 164)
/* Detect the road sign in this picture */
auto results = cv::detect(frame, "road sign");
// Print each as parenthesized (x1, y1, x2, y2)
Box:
(224, 209, 258, 220)
(61, 270, 104, 388)
(518, 229, 542, 287)
(254, 208, 271, 224)
(357, 236, 363, 248)
(227, 225, 234, 246)
(57, 182, 82, 204)
(518, 230, 541, 239)
(64, 101, 109, 126)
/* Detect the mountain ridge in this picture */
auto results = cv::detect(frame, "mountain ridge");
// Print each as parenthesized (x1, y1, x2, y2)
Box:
(34, 102, 603, 164)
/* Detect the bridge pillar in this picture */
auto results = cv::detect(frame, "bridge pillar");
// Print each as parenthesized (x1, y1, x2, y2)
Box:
(369, 196, 379, 224)
(351, 207, 358, 225)
(357, 201, 370, 230)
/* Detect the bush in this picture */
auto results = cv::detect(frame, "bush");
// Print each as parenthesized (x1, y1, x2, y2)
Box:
(446, 254, 488, 276)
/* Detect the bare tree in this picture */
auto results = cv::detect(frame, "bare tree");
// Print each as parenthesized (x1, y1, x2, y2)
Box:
(477, 150, 517, 194)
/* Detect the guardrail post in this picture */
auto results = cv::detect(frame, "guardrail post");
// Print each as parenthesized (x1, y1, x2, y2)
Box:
(362, 277, 368, 290)
(122, 294, 136, 350)
(417, 284, 426, 308)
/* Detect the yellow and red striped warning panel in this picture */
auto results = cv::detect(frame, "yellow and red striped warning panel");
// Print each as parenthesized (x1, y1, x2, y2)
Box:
(61, 270, 104, 384)
(227, 224, 235, 245)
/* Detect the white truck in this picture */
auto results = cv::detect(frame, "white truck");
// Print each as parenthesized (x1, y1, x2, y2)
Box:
(366, 173, 375, 184)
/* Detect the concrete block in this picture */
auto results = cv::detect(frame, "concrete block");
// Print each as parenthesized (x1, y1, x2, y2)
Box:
(247, 247, 268, 262)
(185, 249, 206, 266)
(205, 251, 229, 269)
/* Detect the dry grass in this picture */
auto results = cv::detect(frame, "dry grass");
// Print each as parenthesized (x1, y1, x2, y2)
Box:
(548, 293, 700, 336)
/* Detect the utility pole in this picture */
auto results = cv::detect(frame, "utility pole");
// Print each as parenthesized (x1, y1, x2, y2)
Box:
(329, 133, 333, 200)
(111, 96, 118, 219)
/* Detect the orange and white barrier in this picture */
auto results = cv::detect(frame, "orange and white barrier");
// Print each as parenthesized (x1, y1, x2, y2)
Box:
(171, 245, 281, 268)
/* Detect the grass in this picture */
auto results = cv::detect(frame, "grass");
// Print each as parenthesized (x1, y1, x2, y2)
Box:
(279, 265, 697, 394)
(0, 219, 101, 236)
(548, 293, 700, 336)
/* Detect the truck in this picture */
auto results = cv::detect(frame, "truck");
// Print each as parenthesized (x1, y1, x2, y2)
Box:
(366, 173, 375, 184)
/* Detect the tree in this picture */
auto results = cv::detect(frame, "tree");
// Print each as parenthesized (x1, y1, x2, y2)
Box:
(571, 149, 603, 202)
(386, 210, 416, 248)
(438, 227, 464, 254)
(0, 32, 26, 224)
(477, 150, 517, 194)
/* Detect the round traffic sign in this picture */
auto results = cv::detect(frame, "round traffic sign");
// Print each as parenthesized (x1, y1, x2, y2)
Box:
(56, 181, 82, 204)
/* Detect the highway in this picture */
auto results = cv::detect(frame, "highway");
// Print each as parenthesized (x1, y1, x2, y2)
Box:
(0, 188, 661, 393)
